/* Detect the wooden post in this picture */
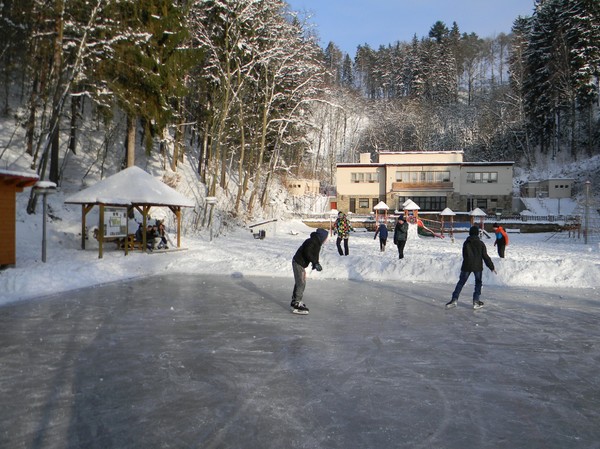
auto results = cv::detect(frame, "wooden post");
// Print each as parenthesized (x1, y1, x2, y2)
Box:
(98, 204, 104, 259)
(177, 208, 182, 248)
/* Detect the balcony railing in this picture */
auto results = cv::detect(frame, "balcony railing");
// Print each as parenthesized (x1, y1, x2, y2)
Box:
(391, 181, 454, 191)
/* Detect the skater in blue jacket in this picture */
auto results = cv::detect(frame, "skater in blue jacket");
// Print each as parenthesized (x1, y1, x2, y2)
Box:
(373, 222, 389, 251)
(291, 228, 328, 314)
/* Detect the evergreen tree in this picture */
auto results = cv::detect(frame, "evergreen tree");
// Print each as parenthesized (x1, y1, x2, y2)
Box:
(323, 41, 343, 86)
(341, 53, 354, 88)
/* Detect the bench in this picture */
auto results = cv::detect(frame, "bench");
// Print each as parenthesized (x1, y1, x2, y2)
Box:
(93, 229, 145, 251)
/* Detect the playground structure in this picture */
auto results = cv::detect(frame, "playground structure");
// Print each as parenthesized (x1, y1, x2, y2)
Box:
(399, 201, 492, 240)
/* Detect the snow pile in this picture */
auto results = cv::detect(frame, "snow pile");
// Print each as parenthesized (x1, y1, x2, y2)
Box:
(2, 186, 598, 306)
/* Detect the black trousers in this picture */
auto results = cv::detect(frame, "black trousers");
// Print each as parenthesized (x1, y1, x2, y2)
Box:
(336, 237, 349, 255)
(496, 241, 506, 258)
(396, 240, 406, 259)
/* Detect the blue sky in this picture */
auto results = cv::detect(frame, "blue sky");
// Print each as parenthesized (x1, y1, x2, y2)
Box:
(286, 0, 536, 55)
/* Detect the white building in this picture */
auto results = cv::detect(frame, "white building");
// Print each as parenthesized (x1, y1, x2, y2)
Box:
(335, 151, 514, 215)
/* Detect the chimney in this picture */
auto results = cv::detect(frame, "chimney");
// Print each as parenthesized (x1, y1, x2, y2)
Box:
(359, 153, 371, 164)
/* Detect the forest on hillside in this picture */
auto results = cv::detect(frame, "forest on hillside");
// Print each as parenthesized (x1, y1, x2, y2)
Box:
(0, 0, 599, 221)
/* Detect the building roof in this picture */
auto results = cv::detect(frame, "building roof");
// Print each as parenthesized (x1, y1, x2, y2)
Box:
(64, 166, 194, 207)
(336, 161, 514, 168)
(0, 169, 39, 191)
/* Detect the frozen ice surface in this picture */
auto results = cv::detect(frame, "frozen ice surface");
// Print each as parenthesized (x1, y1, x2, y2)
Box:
(1, 274, 598, 449)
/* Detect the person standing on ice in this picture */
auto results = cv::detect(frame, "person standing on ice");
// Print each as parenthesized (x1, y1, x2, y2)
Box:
(393, 216, 409, 259)
(373, 222, 388, 252)
(333, 211, 353, 256)
(492, 222, 509, 258)
(290, 228, 328, 315)
(446, 225, 497, 310)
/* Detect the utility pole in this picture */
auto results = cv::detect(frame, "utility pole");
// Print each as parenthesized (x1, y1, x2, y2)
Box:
(584, 181, 591, 245)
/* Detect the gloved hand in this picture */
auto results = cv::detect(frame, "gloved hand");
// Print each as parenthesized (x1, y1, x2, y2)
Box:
(313, 263, 322, 272)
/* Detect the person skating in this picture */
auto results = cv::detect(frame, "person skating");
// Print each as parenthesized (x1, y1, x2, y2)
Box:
(492, 222, 509, 258)
(446, 225, 497, 310)
(393, 216, 409, 259)
(373, 222, 388, 252)
(290, 228, 328, 314)
(333, 211, 353, 256)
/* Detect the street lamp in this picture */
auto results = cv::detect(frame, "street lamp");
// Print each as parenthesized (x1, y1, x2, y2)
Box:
(205, 196, 217, 241)
(33, 181, 57, 263)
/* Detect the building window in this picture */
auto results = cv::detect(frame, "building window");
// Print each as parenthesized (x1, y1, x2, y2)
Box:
(351, 172, 378, 183)
(396, 171, 450, 183)
(359, 198, 370, 208)
(467, 172, 498, 183)
(349, 198, 356, 213)
(466, 198, 487, 211)
(398, 196, 447, 211)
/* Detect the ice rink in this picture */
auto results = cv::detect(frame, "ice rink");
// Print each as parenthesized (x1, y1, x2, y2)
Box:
(1, 274, 598, 448)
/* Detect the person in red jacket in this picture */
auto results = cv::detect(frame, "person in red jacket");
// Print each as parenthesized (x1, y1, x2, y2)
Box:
(492, 223, 509, 258)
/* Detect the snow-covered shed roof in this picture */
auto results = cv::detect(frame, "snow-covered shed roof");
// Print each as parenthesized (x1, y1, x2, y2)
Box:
(64, 166, 194, 207)
(0, 168, 39, 191)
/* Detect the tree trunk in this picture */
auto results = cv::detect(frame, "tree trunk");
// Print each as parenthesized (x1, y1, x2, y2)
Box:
(126, 114, 136, 167)
(68, 95, 79, 155)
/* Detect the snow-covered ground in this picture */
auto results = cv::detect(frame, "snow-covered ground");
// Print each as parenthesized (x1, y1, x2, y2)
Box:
(2, 187, 599, 306)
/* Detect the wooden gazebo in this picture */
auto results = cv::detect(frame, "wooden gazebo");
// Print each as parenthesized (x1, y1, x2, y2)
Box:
(65, 166, 194, 258)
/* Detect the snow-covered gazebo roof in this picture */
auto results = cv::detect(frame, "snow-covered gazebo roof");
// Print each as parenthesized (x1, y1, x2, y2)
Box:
(65, 166, 194, 207)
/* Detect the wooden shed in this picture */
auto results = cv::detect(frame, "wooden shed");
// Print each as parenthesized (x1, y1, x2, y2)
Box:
(0, 169, 39, 267)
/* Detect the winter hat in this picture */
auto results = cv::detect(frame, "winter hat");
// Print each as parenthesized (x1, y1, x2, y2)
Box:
(492, 223, 499, 228)
(315, 228, 328, 243)
(469, 225, 479, 236)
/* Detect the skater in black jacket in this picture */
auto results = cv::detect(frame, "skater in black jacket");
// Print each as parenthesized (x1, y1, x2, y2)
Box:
(393, 216, 409, 259)
(291, 228, 328, 314)
(446, 225, 497, 309)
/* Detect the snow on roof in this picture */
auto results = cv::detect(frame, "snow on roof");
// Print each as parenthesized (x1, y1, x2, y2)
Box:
(470, 208, 487, 216)
(0, 168, 39, 180)
(374, 201, 389, 210)
(64, 166, 194, 207)
(34, 181, 57, 189)
(440, 207, 456, 216)
(403, 199, 420, 210)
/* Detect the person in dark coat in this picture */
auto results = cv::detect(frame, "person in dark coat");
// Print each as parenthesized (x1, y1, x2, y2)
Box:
(446, 225, 497, 309)
(291, 228, 328, 314)
(393, 216, 409, 259)
(373, 222, 389, 252)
